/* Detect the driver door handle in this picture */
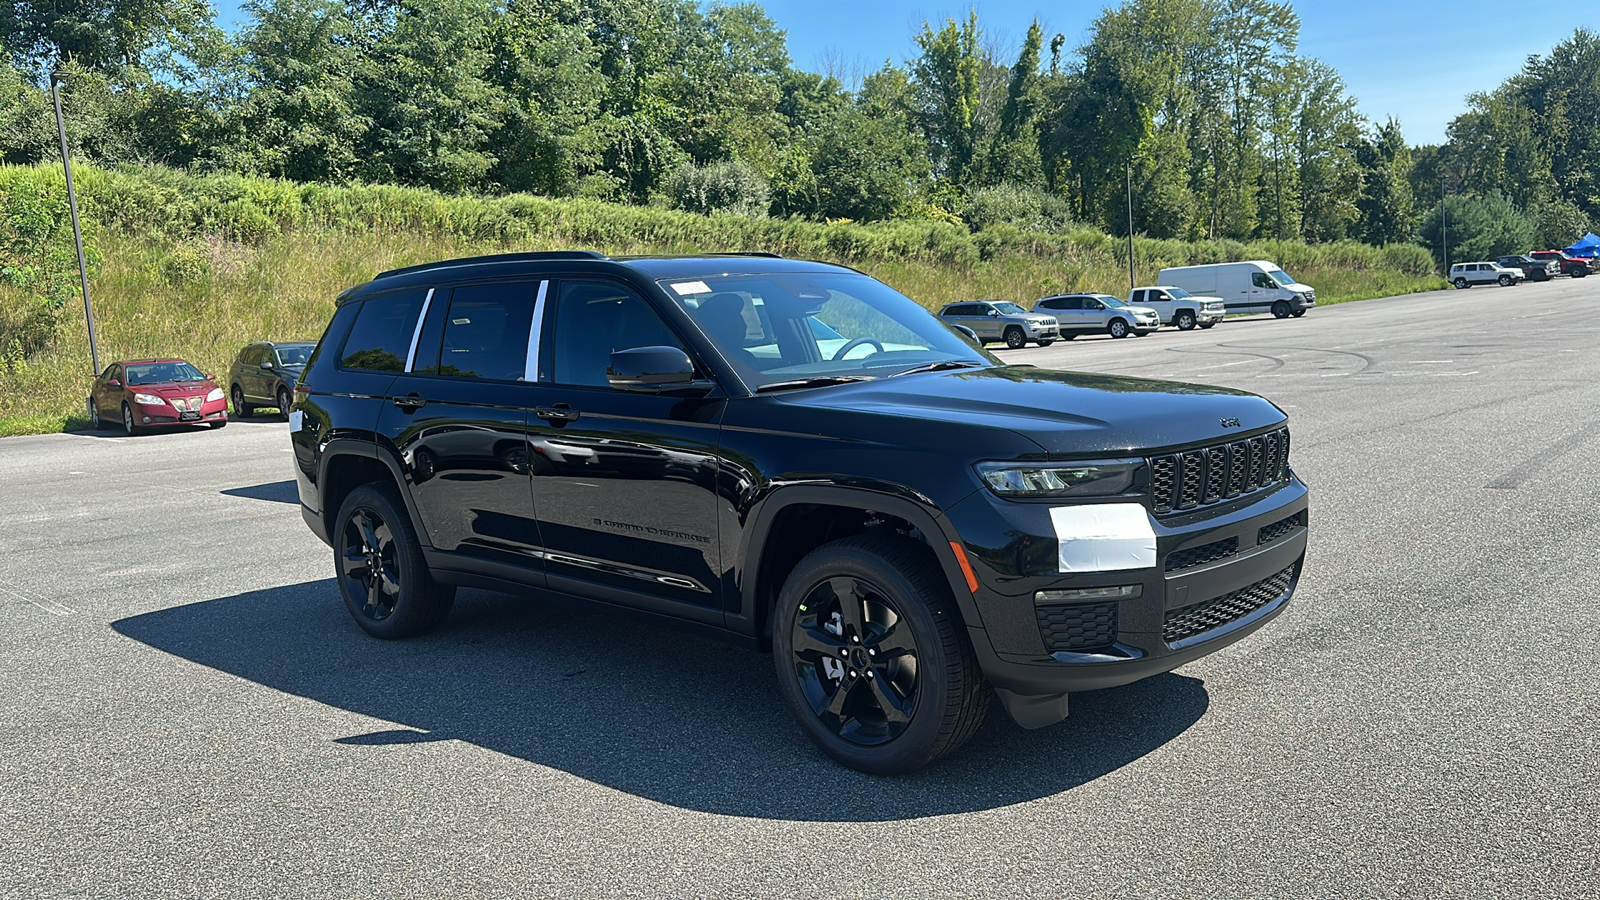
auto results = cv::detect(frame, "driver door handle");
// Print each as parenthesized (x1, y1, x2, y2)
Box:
(392, 393, 427, 409)
(535, 406, 580, 422)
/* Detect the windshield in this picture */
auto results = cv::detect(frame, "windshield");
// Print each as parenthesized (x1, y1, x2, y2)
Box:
(992, 301, 1027, 315)
(274, 345, 312, 366)
(1266, 268, 1295, 286)
(1099, 295, 1128, 308)
(1166, 288, 1192, 299)
(662, 272, 995, 389)
(126, 362, 206, 385)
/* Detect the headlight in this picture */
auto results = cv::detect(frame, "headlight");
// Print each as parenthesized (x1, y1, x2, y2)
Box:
(134, 393, 166, 406)
(975, 459, 1141, 498)
(206, 388, 224, 402)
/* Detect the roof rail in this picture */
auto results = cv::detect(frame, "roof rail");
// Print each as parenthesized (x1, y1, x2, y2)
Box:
(374, 250, 608, 280)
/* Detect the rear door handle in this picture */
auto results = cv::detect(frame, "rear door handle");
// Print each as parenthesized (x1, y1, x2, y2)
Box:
(392, 393, 426, 409)
(535, 406, 580, 422)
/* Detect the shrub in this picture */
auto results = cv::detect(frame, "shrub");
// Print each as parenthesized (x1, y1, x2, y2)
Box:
(663, 160, 771, 217)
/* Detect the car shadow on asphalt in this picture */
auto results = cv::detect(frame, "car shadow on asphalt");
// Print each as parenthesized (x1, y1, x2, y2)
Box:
(220, 480, 299, 504)
(112, 580, 1209, 821)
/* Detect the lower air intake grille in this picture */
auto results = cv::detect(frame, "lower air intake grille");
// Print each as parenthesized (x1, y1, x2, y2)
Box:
(1163, 565, 1296, 646)
(1257, 511, 1306, 545)
(1165, 536, 1239, 572)
(1037, 601, 1118, 654)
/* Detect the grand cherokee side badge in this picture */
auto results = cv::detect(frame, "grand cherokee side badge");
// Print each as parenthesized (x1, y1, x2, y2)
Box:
(1220, 417, 1242, 428)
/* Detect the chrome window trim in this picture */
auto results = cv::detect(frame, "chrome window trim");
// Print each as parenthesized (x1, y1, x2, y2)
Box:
(524, 280, 549, 383)
(404, 287, 436, 373)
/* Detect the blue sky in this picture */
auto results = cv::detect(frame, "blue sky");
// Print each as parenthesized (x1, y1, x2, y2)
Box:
(213, 0, 1564, 146)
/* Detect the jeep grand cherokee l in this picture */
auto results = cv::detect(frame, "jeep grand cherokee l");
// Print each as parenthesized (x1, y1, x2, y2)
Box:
(290, 251, 1309, 774)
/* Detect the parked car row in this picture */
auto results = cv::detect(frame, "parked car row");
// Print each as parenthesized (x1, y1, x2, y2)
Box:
(938, 261, 1315, 347)
(1452, 250, 1593, 289)
(86, 339, 315, 435)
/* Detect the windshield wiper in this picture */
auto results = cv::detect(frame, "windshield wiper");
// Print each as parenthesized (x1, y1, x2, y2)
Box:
(889, 359, 985, 377)
(754, 375, 873, 394)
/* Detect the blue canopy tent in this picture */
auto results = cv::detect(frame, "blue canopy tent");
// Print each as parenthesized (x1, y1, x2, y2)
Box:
(1564, 232, 1600, 258)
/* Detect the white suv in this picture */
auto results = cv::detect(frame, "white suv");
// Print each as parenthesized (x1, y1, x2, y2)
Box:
(1450, 262, 1525, 288)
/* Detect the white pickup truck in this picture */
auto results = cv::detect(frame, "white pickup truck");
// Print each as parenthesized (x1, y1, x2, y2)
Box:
(1127, 286, 1226, 330)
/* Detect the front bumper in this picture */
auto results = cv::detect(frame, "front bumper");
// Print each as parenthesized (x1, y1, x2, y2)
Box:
(948, 475, 1309, 697)
(1198, 310, 1226, 323)
(135, 401, 229, 425)
(1027, 323, 1060, 339)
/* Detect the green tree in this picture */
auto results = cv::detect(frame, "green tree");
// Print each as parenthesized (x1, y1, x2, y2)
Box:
(1355, 118, 1416, 245)
(981, 19, 1044, 187)
(911, 11, 984, 189)
(1419, 194, 1534, 267)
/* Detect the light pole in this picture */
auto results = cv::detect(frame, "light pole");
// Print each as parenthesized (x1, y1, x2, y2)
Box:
(1125, 155, 1141, 293)
(1440, 175, 1449, 274)
(50, 71, 101, 375)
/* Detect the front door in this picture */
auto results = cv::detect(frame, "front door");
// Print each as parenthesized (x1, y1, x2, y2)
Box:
(526, 278, 727, 623)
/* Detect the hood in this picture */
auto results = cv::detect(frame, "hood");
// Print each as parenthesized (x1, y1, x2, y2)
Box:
(1022, 312, 1057, 323)
(132, 379, 217, 395)
(1124, 305, 1161, 317)
(781, 366, 1287, 457)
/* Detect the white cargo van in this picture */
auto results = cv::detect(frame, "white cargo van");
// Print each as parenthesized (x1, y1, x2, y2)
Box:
(1156, 261, 1316, 318)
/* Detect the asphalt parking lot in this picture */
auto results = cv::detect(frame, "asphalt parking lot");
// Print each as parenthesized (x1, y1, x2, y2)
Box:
(2, 278, 1597, 898)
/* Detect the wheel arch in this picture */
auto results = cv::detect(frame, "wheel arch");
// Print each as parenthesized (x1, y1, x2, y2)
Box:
(733, 485, 985, 651)
(317, 439, 433, 550)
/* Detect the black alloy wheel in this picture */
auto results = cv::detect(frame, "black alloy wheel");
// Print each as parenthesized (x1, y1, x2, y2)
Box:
(1108, 318, 1130, 338)
(1271, 301, 1291, 319)
(772, 535, 989, 774)
(277, 386, 294, 421)
(121, 402, 137, 436)
(1003, 327, 1026, 349)
(1175, 310, 1197, 330)
(334, 484, 455, 639)
(232, 384, 253, 418)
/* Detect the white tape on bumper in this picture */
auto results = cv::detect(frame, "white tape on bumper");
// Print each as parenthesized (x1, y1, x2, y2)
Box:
(1050, 503, 1157, 573)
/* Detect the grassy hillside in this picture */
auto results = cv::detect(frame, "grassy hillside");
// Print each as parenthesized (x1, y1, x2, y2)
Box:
(0, 163, 1444, 436)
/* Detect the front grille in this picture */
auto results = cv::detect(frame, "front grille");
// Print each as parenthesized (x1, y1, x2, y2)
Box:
(1257, 511, 1305, 546)
(1037, 601, 1118, 654)
(1150, 427, 1291, 515)
(1163, 565, 1296, 645)
(1165, 536, 1238, 572)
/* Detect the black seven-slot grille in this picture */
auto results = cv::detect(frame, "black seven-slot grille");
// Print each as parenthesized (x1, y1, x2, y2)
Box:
(1036, 601, 1118, 654)
(1163, 564, 1296, 645)
(1149, 427, 1291, 515)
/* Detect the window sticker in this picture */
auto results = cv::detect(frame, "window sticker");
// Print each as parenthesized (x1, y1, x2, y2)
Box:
(670, 280, 712, 296)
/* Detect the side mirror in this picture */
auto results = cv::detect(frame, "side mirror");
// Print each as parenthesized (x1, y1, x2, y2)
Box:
(986, 309, 999, 317)
(204, 373, 215, 381)
(107, 380, 122, 389)
(607, 346, 697, 393)
(261, 362, 274, 370)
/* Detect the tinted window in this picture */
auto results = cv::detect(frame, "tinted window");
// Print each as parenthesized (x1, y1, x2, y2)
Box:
(1037, 298, 1067, 310)
(427, 282, 537, 381)
(340, 291, 428, 372)
(274, 345, 312, 366)
(1252, 272, 1274, 288)
(550, 282, 685, 388)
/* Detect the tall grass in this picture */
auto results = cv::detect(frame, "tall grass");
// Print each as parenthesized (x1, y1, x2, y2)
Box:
(0, 163, 1445, 435)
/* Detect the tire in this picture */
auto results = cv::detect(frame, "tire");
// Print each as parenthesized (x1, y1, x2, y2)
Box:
(1035, 338, 1056, 347)
(771, 534, 989, 775)
(1271, 301, 1291, 319)
(1059, 333, 1077, 341)
(1175, 310, 1197, 331)
(1574, 268, 1588, 278)
(87, 397, 101, 430)
(232, 384, 254, 418)
(1290, 310, 1306, 317)
(277, 386, 294, 421)
(334, 483, 455, 639)
(1498, 274, 1512, 286)
(1453, 278, 1469, 289)
(1198, 322, 1216, 329)
(209, 420, 227, 429)
(1003, 327, 1026, 349)
(121, 402, 137, 436)
(1107, 318, 1130, 339)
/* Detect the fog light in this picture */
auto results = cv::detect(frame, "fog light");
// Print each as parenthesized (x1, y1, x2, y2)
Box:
(142, 416, 151, 423)
(1035, 584, 1141, 604)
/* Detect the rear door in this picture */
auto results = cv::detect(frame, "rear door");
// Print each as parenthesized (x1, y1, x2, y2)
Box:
(376, 279, 547, 574)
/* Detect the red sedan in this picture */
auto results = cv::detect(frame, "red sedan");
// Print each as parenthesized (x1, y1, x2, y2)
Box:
(88, 359, 229, 435)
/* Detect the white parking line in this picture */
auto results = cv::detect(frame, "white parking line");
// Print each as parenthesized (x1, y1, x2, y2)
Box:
(0, 584, 74, 616)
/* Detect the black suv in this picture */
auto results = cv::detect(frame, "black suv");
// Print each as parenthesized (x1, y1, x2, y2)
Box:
(230, 340, 315, 419)
(291, 251, 1309, 774)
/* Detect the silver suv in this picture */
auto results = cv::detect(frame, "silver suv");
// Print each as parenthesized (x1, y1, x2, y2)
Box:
(1450, 261, 1525, 288)
(1032, 293, 1161, 339)
(937, 300, 1059, 348)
